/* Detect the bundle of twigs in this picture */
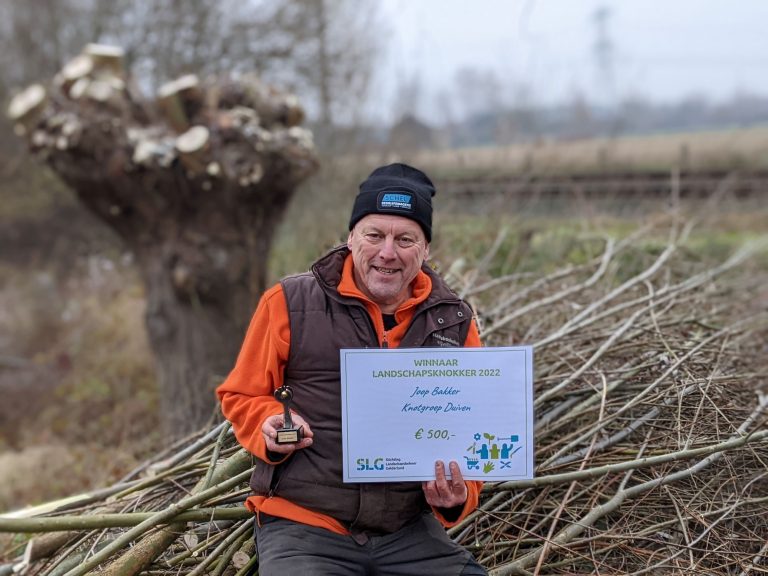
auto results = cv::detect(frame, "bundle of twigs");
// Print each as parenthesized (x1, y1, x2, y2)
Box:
(1, 424, 254, 576)
(446, 212, 768, 575)
(1, 211, 766, 576)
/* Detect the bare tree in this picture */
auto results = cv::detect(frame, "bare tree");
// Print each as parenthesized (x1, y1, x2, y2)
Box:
(287, 0, 382, 146)
(1, 0, 382, 135)
(2, 0, 382, 436)
(452, 66, 505, 122)
(8, 47, 318, 436)
(0, 0, 96, 154)
(392, 74, 424, 121)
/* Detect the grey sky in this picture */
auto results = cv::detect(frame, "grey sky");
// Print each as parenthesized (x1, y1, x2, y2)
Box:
(371, 0, 768, 123)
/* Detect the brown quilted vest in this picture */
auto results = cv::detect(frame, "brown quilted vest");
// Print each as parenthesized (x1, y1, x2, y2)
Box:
(249, 246, 473, 538)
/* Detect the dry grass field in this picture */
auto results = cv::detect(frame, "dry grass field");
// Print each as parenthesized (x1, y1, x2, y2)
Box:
(411, 125, 768, 177)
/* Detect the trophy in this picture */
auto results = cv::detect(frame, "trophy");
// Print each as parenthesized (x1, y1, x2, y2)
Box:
(273, 385, 304, 444)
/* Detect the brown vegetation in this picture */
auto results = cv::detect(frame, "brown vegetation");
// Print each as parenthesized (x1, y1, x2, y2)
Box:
(0, 256, 157, 512)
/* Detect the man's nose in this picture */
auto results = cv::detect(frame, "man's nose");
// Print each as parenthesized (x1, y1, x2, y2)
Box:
(378, 236, 397, 258)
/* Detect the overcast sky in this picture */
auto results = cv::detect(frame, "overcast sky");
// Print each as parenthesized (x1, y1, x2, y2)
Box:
(370, 0, 768, 123)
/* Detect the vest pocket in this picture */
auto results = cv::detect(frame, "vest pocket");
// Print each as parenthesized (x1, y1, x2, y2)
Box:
(249, 459, 277, 495)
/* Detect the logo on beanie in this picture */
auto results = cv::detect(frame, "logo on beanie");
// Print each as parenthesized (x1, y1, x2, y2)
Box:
(379, 192, 414, 212)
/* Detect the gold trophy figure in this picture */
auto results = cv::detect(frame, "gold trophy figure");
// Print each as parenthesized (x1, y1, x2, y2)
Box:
(273, 385, 304, 444)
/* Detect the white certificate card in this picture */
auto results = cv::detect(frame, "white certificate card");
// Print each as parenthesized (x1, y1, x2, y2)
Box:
(340, 347, 533, 482)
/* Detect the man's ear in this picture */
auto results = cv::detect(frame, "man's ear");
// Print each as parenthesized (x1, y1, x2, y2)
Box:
(423, 242, 430, 261)
(346, 230, 354, 249)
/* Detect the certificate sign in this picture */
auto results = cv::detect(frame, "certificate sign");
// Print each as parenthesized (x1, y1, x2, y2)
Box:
(340, 347, 533, 482)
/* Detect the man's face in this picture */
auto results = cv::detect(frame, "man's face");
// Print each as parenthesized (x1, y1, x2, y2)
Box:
(347, 214, 430, 312)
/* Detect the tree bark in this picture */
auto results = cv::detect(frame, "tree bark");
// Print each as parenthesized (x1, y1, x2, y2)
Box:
(8, 45, 318, 436)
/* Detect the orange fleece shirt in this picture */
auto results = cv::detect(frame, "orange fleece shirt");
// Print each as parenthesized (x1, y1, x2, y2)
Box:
(217, 254, 482, 534)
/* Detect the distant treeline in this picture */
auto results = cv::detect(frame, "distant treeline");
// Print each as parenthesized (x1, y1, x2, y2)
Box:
(384, 93, 768, 151)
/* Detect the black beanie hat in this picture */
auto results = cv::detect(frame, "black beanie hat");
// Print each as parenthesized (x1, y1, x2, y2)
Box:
(348, 163, 436, 242)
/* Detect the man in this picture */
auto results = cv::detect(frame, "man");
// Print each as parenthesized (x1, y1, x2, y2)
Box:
(217, 163, 487, 575)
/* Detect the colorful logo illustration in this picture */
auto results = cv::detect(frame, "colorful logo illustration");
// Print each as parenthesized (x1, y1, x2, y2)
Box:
(465, 432, 521, 474)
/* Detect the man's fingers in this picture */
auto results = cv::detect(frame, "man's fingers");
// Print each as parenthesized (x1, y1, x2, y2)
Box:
(423, 461, 464, 506)
(434, 461, 446, 486)
(263, 412, 314, 454)
(436, 461, 463, 487)
(265, 436, 313, 454)
(448, 461, 465, 486)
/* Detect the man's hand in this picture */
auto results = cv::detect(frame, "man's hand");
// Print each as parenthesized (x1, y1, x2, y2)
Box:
(262, 413, 314, 454)
(422, 460, 468, 509)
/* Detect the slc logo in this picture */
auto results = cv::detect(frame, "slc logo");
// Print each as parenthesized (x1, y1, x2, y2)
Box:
(356, 457, 384, 471)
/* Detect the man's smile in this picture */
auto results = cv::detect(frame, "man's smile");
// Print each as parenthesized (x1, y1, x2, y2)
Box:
(372, 265, 400, 275)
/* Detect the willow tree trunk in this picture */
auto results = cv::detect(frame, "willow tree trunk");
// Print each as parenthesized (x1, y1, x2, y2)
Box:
(8, 44, 318, 436)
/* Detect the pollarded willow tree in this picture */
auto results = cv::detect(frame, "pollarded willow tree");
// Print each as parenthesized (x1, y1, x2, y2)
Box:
(8, 44, 318, 436)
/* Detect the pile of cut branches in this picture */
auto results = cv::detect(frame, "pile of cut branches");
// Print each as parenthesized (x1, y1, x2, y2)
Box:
(446, 212, 768, 575)
(2, 212, 767, 576)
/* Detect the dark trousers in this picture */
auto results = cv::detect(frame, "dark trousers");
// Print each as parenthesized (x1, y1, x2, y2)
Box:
(254, 513, 487, 576)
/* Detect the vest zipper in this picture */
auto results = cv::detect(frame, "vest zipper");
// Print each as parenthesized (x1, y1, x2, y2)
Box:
(382, 330, 389, 348)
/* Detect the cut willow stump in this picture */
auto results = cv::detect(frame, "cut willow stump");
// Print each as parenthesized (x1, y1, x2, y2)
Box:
(7, 44, 319, 437)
